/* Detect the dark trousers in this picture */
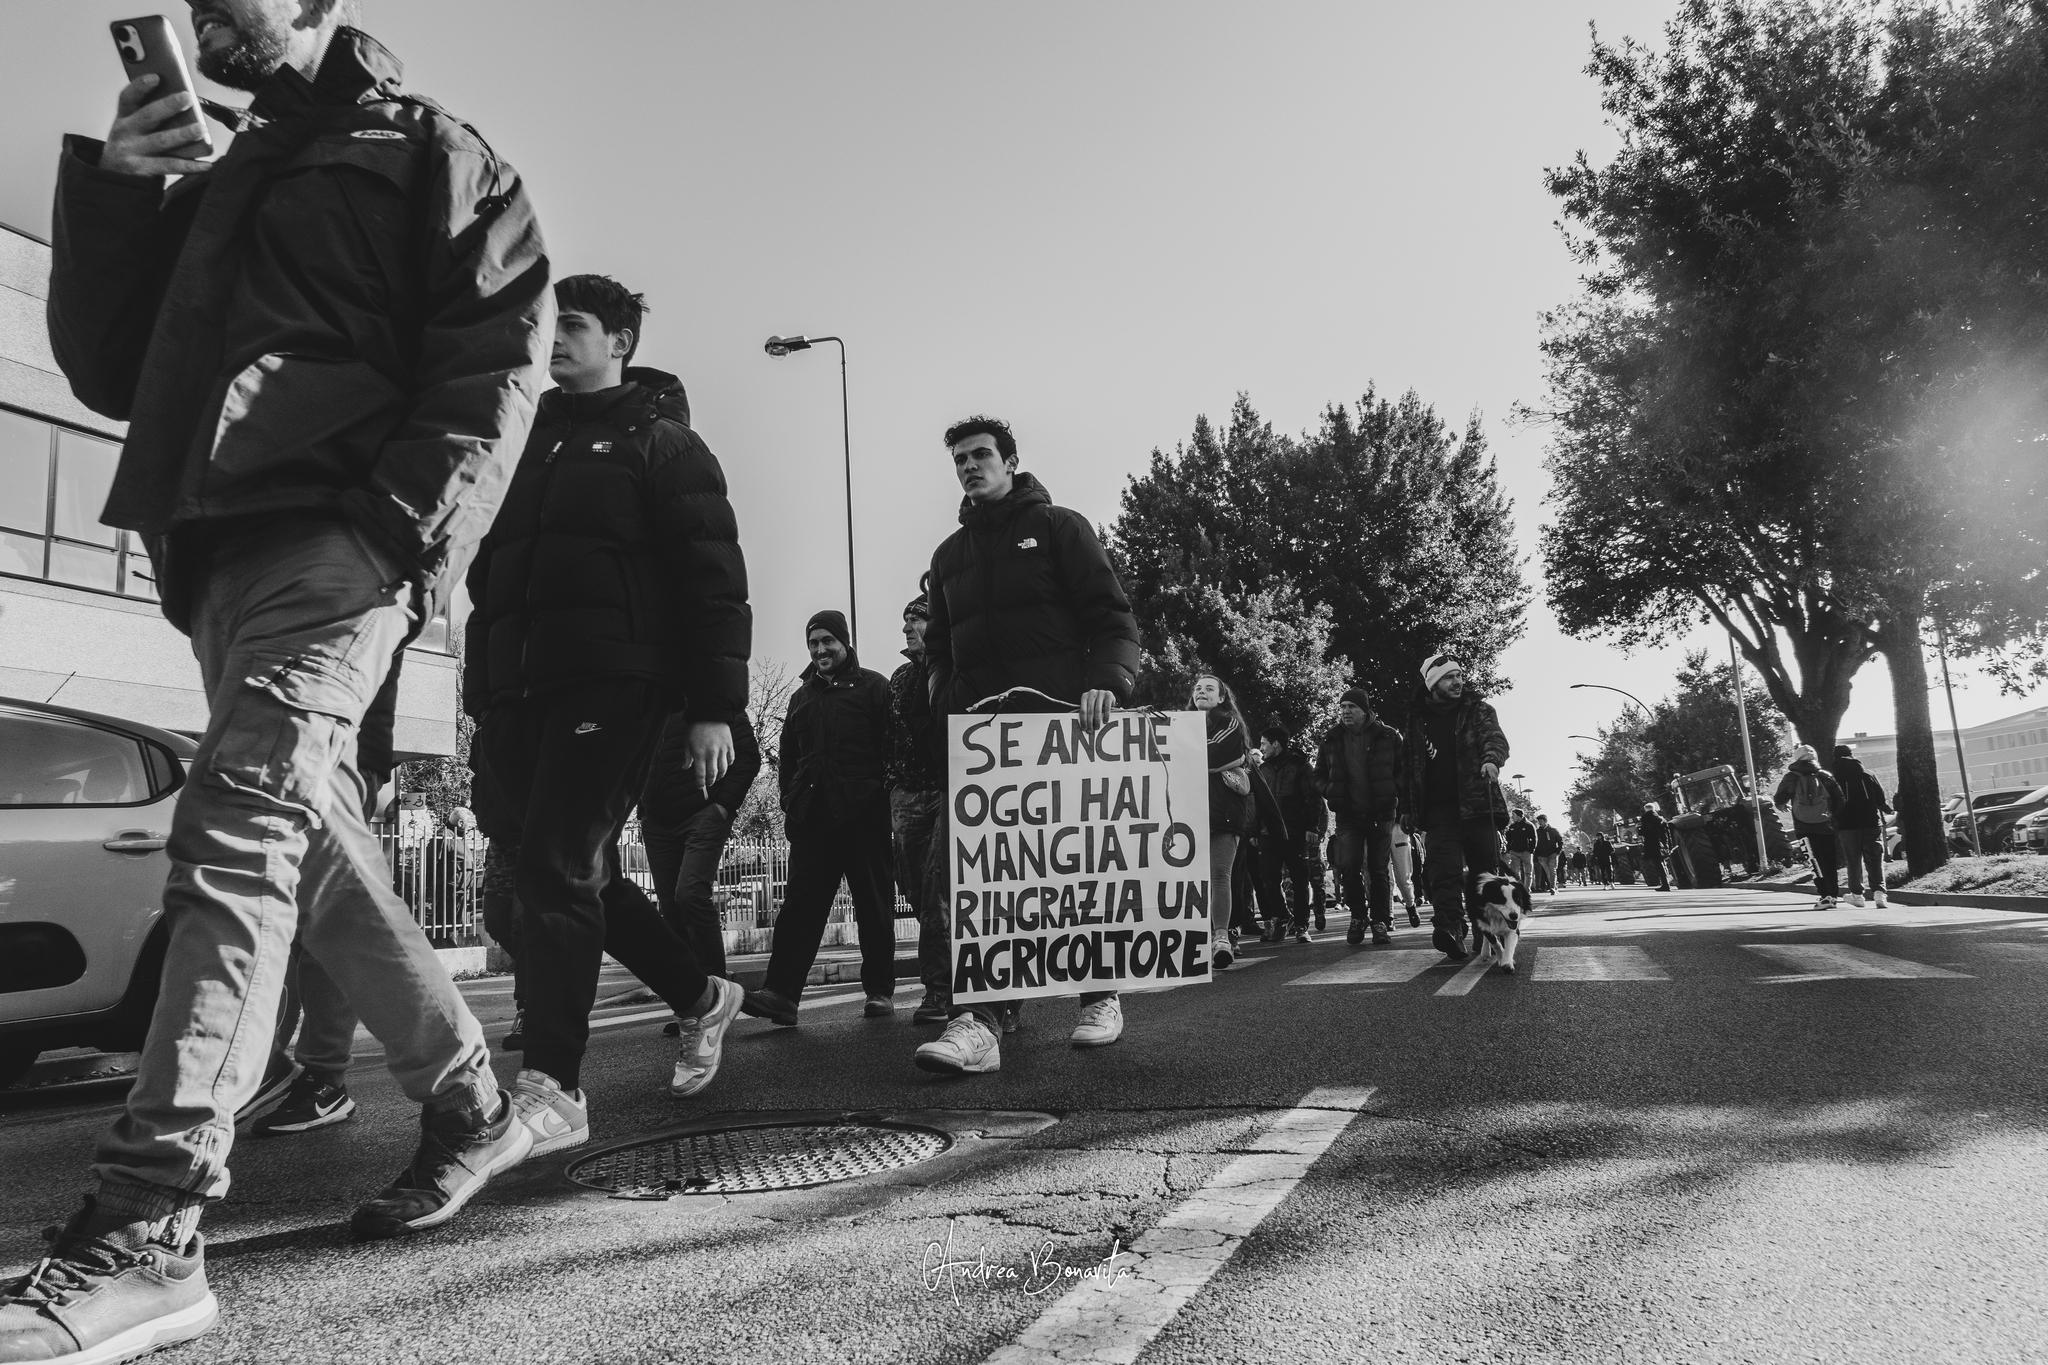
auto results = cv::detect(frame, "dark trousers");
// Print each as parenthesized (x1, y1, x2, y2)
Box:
(1592, 856, 1613, 885)
(1793, 820, 1839, 897)
(891, 788, 948, 997)
(1331, 815, 1394, 925)
(765, 817, 897, 1001)
(1279, 837, 1326, 928)
(475, 680, 707, 1091)
(642, 802, 736, 980)
(1836, 827, 1883, 897)
(1642, 841, 1673, 891)
(1422, 807, 1500, 947)
(1245, 838, 1289, 928)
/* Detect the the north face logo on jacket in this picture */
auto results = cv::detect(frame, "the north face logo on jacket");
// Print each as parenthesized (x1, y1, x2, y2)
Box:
(1017, 537, 1038, 548)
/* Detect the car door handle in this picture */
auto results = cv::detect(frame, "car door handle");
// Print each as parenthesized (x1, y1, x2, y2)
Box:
(104, 832, 168, 852)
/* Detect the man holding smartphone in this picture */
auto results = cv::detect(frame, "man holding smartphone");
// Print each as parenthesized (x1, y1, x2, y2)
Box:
(1, 4, 550, 1359)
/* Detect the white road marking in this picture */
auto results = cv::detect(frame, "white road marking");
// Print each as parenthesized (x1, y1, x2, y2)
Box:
(1530, 946, 1670, 981)
(1742, 944, 1972, 980)
(1434, 955, 1495, 996)
(1285, 950, 1441, 987)
(982, 1086, 1375, 1365)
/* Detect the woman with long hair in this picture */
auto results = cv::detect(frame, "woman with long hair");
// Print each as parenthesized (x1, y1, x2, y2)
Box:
(1192, 673, 1256, 968)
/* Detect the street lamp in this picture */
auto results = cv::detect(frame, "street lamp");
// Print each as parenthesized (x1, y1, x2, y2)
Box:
(1569, 682, 1652, 720)
(764, 333, 858, 646)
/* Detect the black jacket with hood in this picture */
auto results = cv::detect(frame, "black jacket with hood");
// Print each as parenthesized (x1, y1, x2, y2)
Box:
(1504, 817, 1538, 853)
(780, 624, 892, 838)
(925, 473, 1141, 715)
(462, 367, 750, 721)
(47, 29, 551, 631)
(1261, 745, 1326, 837)
(1399, 684, 1512, 823)
(1828, 755, 1892, 831)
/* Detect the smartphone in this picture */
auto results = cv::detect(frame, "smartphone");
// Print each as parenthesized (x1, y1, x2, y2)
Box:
(109, 15, 213, 156)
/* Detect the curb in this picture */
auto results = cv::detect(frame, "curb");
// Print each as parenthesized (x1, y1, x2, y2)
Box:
(1717, 881, 2048, 912)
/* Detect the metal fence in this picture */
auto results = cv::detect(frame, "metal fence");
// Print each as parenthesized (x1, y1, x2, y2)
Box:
(373, 824, 913, 949)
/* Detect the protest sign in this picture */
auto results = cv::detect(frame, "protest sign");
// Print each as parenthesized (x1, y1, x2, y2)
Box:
(946, 710, 1211, 1003)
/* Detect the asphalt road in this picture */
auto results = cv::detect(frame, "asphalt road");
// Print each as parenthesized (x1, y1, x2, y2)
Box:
(3, 886, 2044, 1364)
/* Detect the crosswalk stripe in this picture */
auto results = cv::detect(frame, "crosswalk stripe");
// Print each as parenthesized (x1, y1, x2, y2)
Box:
(1530, 946, 1670, 981)
(1742, 944, 1971, 980)
(1434, 956, 1493, 996)
(1285, 950, 1441, 987)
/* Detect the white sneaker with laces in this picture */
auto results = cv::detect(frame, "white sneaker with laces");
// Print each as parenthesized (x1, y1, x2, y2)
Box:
(1070, 996, 1124, 1048)
(1874, 888, 1888, 908)
(1213, 938, 1235, 970)
(1848, 893, 1866, 908)
(669, 977, 746, 1098)
(510, 1068, 588, 1156)
(914, 1015, 1000, 1074)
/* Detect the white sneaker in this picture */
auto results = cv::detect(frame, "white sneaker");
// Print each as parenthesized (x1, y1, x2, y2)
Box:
(1848, 893, 1866, 908)
(669, 977, 746, 1098)
(1874, 888, 1888, 908)
(1213, 937, 1235, 970)
(510, 1068, 588, 1156)
(914, 1015, 1000, 1074)
(1070, 996, 1124, 1048)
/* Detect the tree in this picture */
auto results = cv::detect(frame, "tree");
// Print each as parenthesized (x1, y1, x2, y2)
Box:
(1538, 0, 2048, 874)
(1133, 579, 1350, 739)
(732, 661, 798, 841)
(1112, 390, 1528, 715)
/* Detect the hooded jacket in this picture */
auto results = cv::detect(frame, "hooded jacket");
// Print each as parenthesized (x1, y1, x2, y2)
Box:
(462, 367, 750, 720)
(1638, 808, 1669, 847)
(1399, 683, 1511, 822)
(1260, 745, 1326, 837)
(47, 29, 551, 630)
(1828, 755, 1892, 831)
(780, 643, 892, 837)
(1535, 822, 1565, 857)
(924, 473, 1141, 714)
(1313, 718, 1405, 824)
(640, 711, 762, 828)
(1773, 759, 1844, 828)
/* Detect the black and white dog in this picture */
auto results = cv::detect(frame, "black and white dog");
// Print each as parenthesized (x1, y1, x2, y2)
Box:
(1471, 872, 1533, 973)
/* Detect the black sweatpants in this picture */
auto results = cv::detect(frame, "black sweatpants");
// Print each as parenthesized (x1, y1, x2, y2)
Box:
(764, 817, 898, 1002)
(475, 679, 708, 1091)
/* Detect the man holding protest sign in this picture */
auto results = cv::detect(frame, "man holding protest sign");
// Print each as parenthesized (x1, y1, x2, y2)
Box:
(912, 417, 1157, 1075)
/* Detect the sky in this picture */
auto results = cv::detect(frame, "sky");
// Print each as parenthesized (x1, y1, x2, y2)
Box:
(3, 0, 2038, 817)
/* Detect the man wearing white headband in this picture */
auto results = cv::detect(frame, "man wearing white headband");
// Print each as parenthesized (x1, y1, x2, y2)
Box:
(1399, 653, 1511, 959)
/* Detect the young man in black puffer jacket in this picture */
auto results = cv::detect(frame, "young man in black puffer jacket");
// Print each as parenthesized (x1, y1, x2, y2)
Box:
(466, 274, 753, 1148)
(1258, 725, 1327, 939)
(1315, 688, 1406, 945)
(745, 610, 898, 1024)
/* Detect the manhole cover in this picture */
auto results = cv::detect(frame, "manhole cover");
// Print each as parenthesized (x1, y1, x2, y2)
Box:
(565, 1121, 953, 1197)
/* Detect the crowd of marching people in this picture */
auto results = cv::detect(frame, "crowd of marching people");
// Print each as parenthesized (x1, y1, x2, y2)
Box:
(0, 7, 1913, 1361)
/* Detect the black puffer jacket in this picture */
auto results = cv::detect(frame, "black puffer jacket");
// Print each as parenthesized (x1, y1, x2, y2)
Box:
(463, 368, 750, 721)
(887, 651, 944, 794)
(640, 711, 762, 828)
(47, 30, 551, 630)
(1829, 755, 1892, 831)
(1638, 809, 1669, 849)
(1504, 817, 1537, 853)
(925, 474, 1141, 714)
(1399, 684, 1511, 822)
(1536, 823, 1564, 856)
(780, 652, 892, 836)
(1313, 719, 1405, 823)
(1261, 746, 1326, 837)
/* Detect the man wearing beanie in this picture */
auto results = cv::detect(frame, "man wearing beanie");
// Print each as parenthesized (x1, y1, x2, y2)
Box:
(1313, 687, 1406, 945)
(746, 610, 898, 1023)
(1400, 653, 1511, 959)
(888, 583, 953, 1022)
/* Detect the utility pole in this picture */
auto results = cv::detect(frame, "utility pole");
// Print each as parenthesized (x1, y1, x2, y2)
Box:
(1728, 634, 1769, 868)
(1935, 617, 1982, 855)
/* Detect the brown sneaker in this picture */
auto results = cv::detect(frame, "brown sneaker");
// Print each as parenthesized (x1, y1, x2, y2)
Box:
(0, 1199, 217, 1363)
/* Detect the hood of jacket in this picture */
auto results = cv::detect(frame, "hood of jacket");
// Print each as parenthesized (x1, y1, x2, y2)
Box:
(1788, 757, 1821, 777)
(538, 367, 689, 428)
(1832, 756, 1868, 780)
(957, 471, 1053, 529)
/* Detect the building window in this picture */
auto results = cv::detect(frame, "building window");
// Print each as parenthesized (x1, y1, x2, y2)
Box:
(0, 408, 155, 601)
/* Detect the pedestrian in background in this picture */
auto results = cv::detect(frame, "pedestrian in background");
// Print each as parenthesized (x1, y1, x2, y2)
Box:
(1829, 745, 1892, 909)
(1774, 745, 1845, 908)
(1637, 802, 1674, 892)
(468, 274, 752, 1151)
(1534, 813, 1564, 896)
(913, 416, 1140, 1075)
(1196, 674, 1258, 967)
(1258, 725, 1328, 940)
(1503, 808, 1538, 888)
(1245, 753, 1293, 943)
(1592, 833, 1616, 887)
(747, 611, 897, 1023)
(1400, 655, 1511, 960)
(1569, 845, 1589, 887)
(1314, 687, 1405, 946)
(1389, 822, 1422, 926)
(15, 10, 550, 1348)
(641, 709, 762, 985)
(888, 587, 952, 1023)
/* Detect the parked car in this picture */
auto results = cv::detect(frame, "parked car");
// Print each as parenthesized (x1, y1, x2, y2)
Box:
(0, 696, 193, 1089)
(1957, 785, 2048, 854)
(2012, 807, 2048, 853)
(1946, 786, 2040, 852)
